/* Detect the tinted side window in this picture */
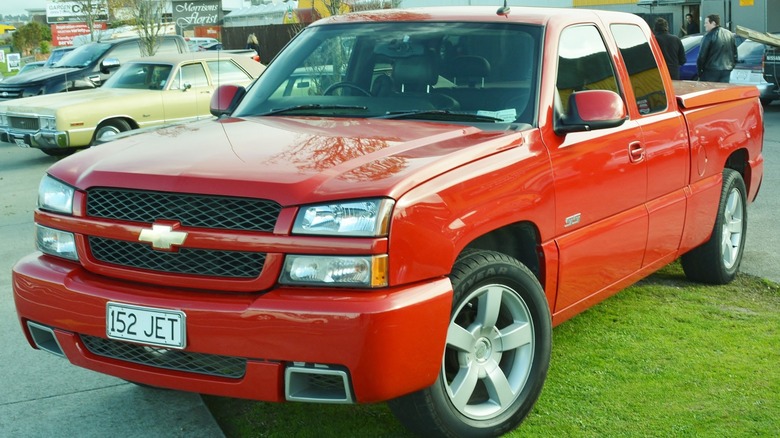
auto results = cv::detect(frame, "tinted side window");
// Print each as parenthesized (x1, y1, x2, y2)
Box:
(107, 41, 142, 62)
(611, 24, 667, 114)
(158, 38, 182, 54)
(556, 25, 620, 112)
(178, 63, 209, 88)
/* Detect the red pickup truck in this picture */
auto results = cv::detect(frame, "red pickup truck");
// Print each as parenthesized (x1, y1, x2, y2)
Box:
(13, 6, 764, 437)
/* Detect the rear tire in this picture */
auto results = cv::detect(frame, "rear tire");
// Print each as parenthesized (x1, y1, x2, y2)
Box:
(389, 250, 551, 437)
(681, 169, 747, 284)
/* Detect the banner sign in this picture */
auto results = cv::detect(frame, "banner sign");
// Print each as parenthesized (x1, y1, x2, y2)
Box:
(52, 22, 108, 46)
(172, 1, 222, 31)
(47, 1, 109, 24)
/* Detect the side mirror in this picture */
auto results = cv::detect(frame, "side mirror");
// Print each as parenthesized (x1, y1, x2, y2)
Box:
(210, 84, 246, 118)
(555, 89, 627, 135)
(100, 57, 121, 74)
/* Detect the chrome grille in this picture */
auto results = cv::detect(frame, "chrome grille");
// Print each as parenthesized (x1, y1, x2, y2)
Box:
(0, 88, 23, 99)
(86, 188, 281, 232)
(81, 335, 247, 379)
(89, 236, 265, 278)
(9, 116, 39, 130)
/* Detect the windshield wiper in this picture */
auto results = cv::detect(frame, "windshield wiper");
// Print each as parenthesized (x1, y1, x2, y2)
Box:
(261, 104, 368, 116)
(378, 110, 505, 122)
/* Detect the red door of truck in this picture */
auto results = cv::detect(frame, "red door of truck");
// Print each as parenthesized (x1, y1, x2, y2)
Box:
(546, 24, 650, 313)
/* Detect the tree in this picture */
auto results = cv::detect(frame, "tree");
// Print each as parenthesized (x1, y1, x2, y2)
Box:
(98, 0, 170, 56)
(67, 0, 109, 42)
(129, 0, 170, 56)
(11, 22, 52, 56)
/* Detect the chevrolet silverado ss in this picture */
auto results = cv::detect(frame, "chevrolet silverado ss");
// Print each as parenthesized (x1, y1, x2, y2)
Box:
(13, 6, 764, 437)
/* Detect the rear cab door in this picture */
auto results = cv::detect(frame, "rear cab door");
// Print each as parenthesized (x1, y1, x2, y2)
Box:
(609, 22, 689, 267)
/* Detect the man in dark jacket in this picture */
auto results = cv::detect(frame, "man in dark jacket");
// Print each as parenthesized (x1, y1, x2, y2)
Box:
(654, 18, 686, 80)
(696, 14, 737, 82)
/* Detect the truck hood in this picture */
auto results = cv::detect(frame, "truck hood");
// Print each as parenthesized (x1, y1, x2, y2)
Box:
(52, 117, 525, 206)
(0, 66, 81, 85)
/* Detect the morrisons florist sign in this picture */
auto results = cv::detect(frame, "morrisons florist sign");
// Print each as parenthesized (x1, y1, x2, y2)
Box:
(173, 0, 222, 30)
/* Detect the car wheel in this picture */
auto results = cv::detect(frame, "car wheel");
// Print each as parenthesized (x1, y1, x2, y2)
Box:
(389, 250, 551, 437)
(41, 148, 77, 157)
(681, 169, 747, 284)
(93, 119, 131, 144)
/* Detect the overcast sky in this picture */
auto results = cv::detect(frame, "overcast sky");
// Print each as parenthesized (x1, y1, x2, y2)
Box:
(1, 0, 47, 16)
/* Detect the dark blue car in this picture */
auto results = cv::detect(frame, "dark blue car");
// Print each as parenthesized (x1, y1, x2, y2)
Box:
(680, 34, 704, 80)
(680, 33, 745, 80)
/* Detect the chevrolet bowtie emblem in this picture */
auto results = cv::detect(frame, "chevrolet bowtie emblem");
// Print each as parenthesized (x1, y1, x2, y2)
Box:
(138, 224, 188, 250)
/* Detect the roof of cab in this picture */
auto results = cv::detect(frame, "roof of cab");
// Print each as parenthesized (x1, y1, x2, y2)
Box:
(311, 6, 645, 28)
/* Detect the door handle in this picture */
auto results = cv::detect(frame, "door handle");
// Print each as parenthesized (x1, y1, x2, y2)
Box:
(628, 141, 644, 163)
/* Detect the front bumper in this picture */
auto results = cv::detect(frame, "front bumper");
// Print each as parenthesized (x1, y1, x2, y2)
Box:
(13, 252, 452, 403)
(0, 128, 69, 149)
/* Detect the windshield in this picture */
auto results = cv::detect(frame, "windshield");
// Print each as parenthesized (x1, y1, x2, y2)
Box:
(234, 21, 541, 126)
(103, 62, 174, 90)
(45, 47, 75, 68)
(55, 43, 112, 68)
(682, 35, 702, 51)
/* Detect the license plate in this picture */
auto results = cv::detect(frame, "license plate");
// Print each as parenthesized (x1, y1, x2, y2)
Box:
(106, 302, 186, 349)
(14, 138, 29, 148)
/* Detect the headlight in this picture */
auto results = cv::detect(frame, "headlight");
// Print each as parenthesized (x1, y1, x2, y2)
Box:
(293, 199, 394, 236)
(36, 224, 79, 261)
(40, 116, 56, 130)
(0, 113, 7, 127)
(280, 254, 388, 287)
(38, 175, 75, 214)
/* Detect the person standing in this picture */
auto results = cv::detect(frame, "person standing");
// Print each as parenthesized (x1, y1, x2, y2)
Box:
(654, 18, 686, 80)
(696, 14, 737, 83)
(246, 33, 261, 61)
(680, 13, 700, 37)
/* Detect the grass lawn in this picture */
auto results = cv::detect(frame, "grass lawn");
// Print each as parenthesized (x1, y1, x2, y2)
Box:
(203, 261, 780, 437)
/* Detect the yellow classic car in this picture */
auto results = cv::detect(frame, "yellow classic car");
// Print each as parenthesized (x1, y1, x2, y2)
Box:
(0, 52, 265, 156)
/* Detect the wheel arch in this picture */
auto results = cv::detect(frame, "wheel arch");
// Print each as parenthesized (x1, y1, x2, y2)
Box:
(725, 148, 761, 202)
(96, 116, 139, 131)
(461, 221, 544, 284)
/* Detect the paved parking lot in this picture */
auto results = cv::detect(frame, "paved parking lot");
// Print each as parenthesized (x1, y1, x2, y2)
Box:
(0, 146, 224, 437)
(0, 103, 777, 437)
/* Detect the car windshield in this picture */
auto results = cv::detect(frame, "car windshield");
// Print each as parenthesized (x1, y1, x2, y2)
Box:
(44, 47, 75, 68)
(103, 62, 173, 90)
(234, 21, 541, 126)
(55, 43, 112, 68)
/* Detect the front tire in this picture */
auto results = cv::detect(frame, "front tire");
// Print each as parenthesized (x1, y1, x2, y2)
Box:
(93, 119, 131, 144)
(681, 169, 747, 284)
(389, 250, 552, 437)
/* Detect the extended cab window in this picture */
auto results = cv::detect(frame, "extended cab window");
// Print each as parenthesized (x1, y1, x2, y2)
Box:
(108, 42, 143, 63)
(610, 24, 667, 114)
(556, 25, 620, 112)
(157, 38, 182, 54)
